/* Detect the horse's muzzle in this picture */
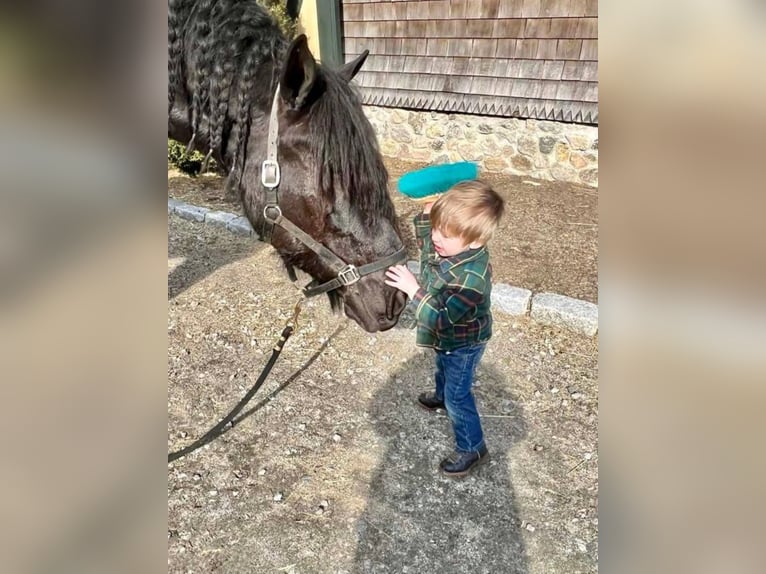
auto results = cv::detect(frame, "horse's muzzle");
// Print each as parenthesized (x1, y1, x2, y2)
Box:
(342, 279, 406, 332)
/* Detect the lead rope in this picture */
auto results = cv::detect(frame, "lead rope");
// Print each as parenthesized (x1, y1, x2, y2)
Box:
(168, 297, 304, 462)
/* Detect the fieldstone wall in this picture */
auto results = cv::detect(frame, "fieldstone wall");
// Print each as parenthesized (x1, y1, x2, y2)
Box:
(364, 106, 598, 188)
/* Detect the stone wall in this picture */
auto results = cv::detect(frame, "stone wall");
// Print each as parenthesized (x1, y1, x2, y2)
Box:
(363, 106, 599, 188)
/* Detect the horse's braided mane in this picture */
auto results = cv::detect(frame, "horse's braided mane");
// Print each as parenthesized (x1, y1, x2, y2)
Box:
(168, 0, 195, 116)
(169, 0, 392, 226)
(189, 0, 215, 156)
(169, 0, 286, 187)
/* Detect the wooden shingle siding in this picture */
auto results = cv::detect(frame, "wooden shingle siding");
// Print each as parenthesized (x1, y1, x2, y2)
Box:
(522, 0, 542, 18)
(542, 60, 565, 80)
(344, 4, 362, 19)
(516, 39, 539, 59)
(343, 0, 598, 124)
(536, 39, 558, 59)
(556, 39, 583, 60)
(550, 18, 584, 39)
(472, 76, 498, 95)
(466, 19, 495, 38)
(541, 0, 577, 17)
(580, 39, 598, 60)
(524, 18, 551, 38)
(492, 18, 525, 37)
(481, 0, 501, 18)
(472, 39, 498, 58)
(450, 0, 468, 19)
(497, 1, 523, 18)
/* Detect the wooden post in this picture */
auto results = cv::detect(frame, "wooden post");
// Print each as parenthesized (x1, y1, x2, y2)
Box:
(316, 0, 343, 67)
(297, 0, 321, 58)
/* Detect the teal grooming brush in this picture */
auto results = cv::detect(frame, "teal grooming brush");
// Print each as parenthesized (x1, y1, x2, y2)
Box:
(397, 161, 479, 203)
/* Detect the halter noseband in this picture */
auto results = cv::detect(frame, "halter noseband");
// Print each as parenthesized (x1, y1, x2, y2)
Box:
(260, 86, 406, 298)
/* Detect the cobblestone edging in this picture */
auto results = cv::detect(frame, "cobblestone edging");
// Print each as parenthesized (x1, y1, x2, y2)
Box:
(169, 199, 598, 336)
(363, 106, 598, 188)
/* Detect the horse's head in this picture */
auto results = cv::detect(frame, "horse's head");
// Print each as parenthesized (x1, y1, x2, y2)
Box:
(244, 35, 407, 332)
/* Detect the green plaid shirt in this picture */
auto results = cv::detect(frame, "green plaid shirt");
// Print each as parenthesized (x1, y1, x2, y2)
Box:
(411, 213, 493, 351)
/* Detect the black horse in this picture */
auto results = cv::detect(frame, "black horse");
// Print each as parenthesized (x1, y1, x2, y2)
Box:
(168, 0, 407, 332)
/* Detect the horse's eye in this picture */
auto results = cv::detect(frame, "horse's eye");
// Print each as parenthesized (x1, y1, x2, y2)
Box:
(328, 211, 351, 231)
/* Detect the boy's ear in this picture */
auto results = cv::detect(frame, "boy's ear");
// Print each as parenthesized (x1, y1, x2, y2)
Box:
(468, 241, 484, 249)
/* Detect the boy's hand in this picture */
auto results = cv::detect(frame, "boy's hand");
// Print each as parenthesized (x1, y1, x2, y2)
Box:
(422, 202, 435, 214)
(384, 265, 420, 299)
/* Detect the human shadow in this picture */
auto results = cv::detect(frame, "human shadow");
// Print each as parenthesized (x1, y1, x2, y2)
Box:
(167, 212, 267, 300)
(354, 351, 530, 573)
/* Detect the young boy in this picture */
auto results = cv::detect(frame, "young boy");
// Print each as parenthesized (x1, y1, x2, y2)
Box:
(385, 180, 505, 477)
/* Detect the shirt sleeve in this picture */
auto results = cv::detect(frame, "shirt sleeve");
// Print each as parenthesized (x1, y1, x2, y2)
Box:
(413, 213, 435, 271)
(413, 213, 431, 240)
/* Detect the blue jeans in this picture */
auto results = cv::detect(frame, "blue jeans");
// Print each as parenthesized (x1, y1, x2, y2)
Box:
(433, 343, 487, 453)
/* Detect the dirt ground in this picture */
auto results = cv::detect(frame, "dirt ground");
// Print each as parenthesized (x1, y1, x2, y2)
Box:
(168, 157, 598, 303)
(167, 216, 598, 573)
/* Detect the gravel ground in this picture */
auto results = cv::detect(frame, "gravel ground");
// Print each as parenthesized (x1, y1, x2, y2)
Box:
(168, 215, 598, 573)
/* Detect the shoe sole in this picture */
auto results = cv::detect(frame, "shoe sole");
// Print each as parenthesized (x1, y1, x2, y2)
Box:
(441, 453, 491, 478)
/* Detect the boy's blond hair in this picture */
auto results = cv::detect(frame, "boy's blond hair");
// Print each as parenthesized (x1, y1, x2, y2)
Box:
(430, 180, 504, 245)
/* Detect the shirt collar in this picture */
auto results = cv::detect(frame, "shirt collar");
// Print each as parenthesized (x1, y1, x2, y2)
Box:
(435, 246, 487, 272)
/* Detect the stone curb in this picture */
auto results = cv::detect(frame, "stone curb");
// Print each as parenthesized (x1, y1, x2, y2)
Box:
(531, 292, 598, 337)
(169, 199, 255, 236)
(169, 199, 598, 336)
(493, 284, 533, 316)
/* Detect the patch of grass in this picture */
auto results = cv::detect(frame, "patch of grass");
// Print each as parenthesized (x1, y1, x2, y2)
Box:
(260, 0, 298, 39)
(168, 140, 210, 175)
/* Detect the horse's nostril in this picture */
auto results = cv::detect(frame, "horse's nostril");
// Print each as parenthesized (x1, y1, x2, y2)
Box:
(391, 289, 406, 318)
(384, 287, 403, 321)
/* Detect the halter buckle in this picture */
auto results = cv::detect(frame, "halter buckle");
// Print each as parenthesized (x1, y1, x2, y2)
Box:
(337, 264, 361, 287)
(261, 159, 280, 188)
(263, 204, 282, 223)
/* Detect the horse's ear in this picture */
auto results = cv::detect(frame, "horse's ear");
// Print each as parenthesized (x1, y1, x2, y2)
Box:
(280, 34, 319, 110)
(338, 49, 369, 82)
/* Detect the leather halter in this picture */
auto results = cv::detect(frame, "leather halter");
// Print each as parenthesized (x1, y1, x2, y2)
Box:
(260, 86, 406, 298)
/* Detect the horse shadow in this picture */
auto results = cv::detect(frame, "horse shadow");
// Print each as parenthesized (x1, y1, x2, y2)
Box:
(167, 209, 267, 300)
(354, 351, 529, 574)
